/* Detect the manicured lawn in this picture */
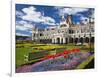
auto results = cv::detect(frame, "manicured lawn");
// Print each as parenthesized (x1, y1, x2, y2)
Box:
(16, 47, 44, 67)
(16, 43, 94, 68)
(16, 47, 31, 67)
(76, 54, 94, 69)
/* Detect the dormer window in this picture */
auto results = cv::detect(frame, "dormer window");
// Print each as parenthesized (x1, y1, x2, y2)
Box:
(60, 24, 67, 27)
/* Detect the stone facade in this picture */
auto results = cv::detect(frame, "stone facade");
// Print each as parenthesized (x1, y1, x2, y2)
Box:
(32, 15, 94, 44)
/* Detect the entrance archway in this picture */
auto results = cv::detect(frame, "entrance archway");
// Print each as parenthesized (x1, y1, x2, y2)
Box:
(69, 38, 73, 43)
(65, 38, 68, 44)
(75, 38, 78, 44)
(57, 38, 60, 44)
(85, 37, 89, 43)
(79, 37, 83, 44)
(91, 37, 94, 43)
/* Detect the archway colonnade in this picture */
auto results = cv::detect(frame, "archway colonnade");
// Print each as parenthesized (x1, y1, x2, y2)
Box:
(52, 37, 94, 44)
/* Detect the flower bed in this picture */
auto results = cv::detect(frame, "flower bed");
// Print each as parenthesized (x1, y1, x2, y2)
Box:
(16, 49, 92, 73)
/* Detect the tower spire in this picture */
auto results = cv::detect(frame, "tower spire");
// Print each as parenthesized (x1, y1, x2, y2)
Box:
(66, 15, 73, 27)
(61, 14, 65, 22)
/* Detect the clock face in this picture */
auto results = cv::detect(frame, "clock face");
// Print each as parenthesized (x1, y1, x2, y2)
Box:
(58, 30, 60, 33)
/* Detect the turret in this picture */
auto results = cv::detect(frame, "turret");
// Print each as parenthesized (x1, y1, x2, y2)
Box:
(66, 15, 73, 27)
(32, 24, 38, 41)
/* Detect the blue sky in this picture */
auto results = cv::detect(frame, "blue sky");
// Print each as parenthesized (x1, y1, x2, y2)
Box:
(16, 4, 94, 36)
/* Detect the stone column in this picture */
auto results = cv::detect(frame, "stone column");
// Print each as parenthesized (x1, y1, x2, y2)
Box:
(52, 38, 54, 44)
(63, 38, 66, 44)
(60, 37, 62, 44)
(55, 38, 57, 44)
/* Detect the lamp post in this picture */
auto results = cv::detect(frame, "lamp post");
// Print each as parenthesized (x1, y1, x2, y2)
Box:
(88, 9, 94, 54)
(89, 16, 92, 53)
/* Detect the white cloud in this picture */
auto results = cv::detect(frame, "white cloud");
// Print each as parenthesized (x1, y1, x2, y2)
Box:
(80, 16, 89, 24)
(17, 6, 56, 25)
(16, 20, 33, 31)
(76, 22, 80, 25)
(17, 20, 27, 24)
(55, 7, 89, 16)
(16, 25, 28, 31)
(29, 30, 32, 33)
(16, 11, 24, 17)
(81, 16, 89, 21)
(16, 33, 30, 36)
(80, 15, 94, 24)
(43, 22, 56, 25)
(22, 6, 36, 14)
(42, 16, 55, 23)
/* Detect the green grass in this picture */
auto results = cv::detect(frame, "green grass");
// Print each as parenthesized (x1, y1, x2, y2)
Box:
(16, 43, 94, 68)
(16, 47, 31, 67)
(16, 47, 43, 67)
(76, 55, 94, 69)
